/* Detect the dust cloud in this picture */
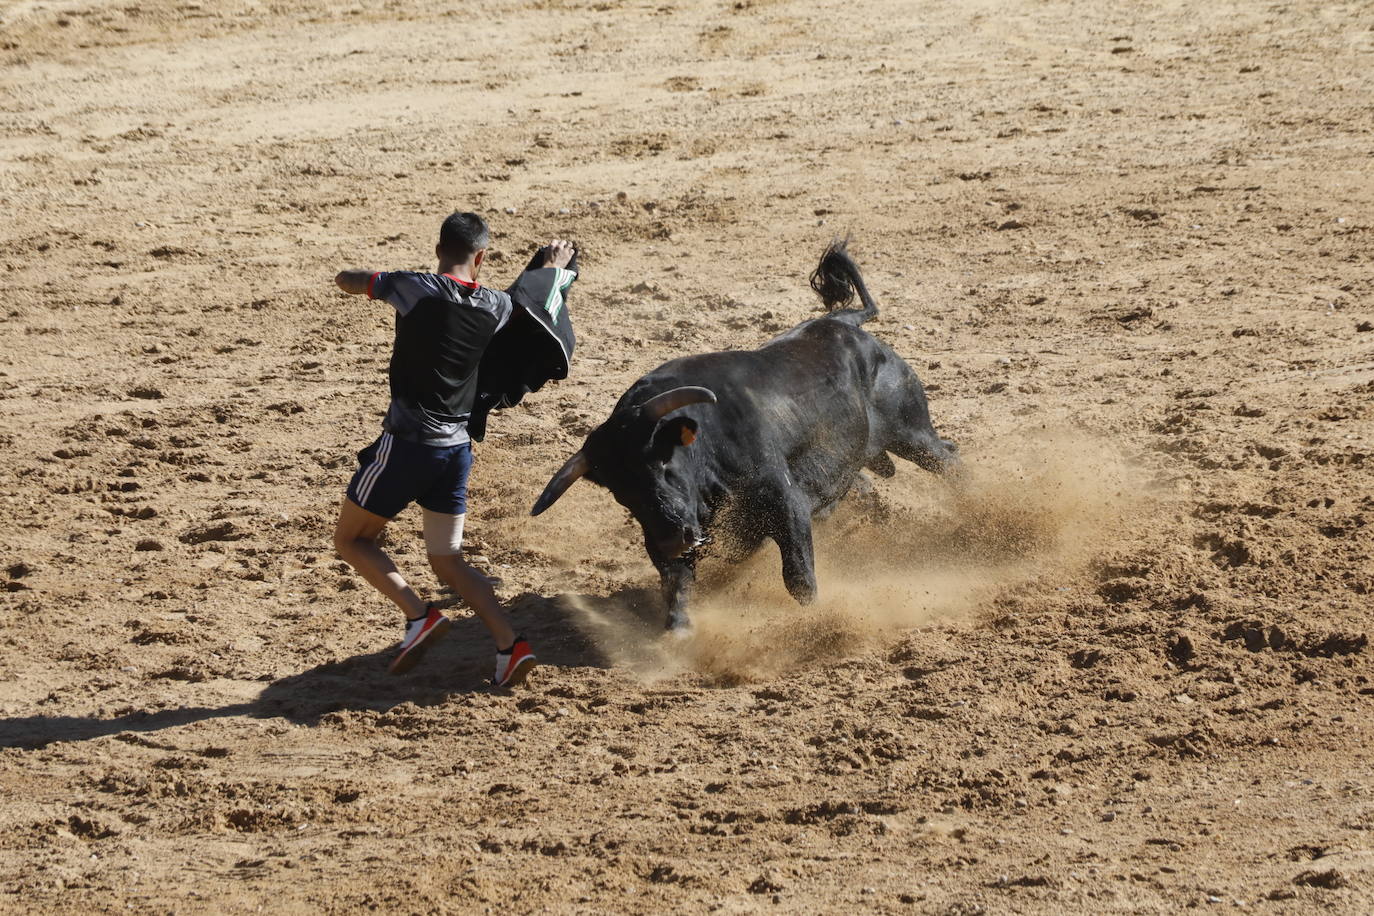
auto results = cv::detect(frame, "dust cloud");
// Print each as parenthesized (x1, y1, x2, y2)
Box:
(563, 429, 1136, 683)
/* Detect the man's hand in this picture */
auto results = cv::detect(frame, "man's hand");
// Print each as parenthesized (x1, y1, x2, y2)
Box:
(335, 270, 373, 296)
(542, 240, 575, 270)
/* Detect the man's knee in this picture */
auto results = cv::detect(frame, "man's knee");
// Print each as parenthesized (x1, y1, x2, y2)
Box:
(335, 498, 388, 557)
(426, 553, 461, 584)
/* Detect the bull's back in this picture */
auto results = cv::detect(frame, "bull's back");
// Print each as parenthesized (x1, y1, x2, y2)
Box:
(622, 319, 882, 489)
(622, 319, 878, 415)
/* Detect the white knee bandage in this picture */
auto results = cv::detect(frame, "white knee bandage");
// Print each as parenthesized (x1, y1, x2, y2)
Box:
(422, 509, 466, 556)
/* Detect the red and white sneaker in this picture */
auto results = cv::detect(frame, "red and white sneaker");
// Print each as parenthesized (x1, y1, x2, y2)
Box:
(388, 605, 451, 675)
(494, 636, 536, 689)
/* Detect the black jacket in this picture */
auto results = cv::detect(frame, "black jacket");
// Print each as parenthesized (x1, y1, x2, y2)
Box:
(468, 248, 579, 441)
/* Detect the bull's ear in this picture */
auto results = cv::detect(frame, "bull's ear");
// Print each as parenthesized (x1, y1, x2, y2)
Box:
(651, 417, 698, 460)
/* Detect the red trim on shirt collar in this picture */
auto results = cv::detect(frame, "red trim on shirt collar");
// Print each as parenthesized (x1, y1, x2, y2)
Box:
(443, 273, 481, 290)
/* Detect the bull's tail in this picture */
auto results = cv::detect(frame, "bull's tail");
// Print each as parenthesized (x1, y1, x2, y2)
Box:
(809, 236, 878, 325)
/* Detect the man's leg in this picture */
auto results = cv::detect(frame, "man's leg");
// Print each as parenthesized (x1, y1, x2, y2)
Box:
(423, 508, 534, 687)
(332, 497, 427, 620)
(420, 506, 514, 646)
(427, 550, 515, 649)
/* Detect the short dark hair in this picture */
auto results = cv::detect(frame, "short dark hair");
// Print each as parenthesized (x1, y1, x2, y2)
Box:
(437, 211, 490, 262)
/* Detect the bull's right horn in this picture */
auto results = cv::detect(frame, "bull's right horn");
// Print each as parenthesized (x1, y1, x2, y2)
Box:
(530, 451, 591, 516)
(637, 386, 718, 421)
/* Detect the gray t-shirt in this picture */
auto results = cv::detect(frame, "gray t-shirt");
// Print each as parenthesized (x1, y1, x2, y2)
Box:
(368, 271, 513, 446)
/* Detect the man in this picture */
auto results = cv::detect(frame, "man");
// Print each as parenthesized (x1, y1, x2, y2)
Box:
(332, 211, 575, 688)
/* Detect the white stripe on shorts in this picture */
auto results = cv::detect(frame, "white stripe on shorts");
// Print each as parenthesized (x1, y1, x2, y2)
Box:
(356, 432, 393, 508)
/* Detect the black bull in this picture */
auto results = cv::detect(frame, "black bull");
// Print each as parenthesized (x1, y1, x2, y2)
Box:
(531, 240, 958, 630)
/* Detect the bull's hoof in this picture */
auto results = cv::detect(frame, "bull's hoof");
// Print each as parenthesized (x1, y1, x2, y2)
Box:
(664, 614, 694, 636)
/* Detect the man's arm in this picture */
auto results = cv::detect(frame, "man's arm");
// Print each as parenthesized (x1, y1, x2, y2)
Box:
(335, 270, 375, 296)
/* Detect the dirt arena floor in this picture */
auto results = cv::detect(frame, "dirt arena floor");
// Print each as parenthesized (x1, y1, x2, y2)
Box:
(2, 0, 1373, 911)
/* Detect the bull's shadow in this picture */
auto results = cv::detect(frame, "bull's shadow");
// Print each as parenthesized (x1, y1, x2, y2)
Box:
(0, 586, 664, 750)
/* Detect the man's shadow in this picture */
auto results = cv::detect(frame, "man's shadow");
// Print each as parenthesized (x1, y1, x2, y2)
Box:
(0, 586, 665, 750)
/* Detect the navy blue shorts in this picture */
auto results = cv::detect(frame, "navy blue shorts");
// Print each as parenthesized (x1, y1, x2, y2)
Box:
(345, 432, 473, 519)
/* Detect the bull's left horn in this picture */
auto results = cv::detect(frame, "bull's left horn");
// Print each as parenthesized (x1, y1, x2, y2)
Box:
(531, 451, 591, 516)
(637, 386, 718, 421)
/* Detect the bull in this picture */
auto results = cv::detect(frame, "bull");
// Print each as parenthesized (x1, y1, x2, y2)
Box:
(531, 239, 958, 631)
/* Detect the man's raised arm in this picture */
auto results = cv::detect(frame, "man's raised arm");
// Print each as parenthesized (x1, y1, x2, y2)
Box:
(335, 270, 375, 296)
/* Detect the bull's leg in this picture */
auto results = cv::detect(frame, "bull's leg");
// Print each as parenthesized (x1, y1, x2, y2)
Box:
(892, 429, 960, 476)
(773, 499, 818, 605)
(813, 499, 839, 522)
(865, 452, 897, 478)
(660, 560, 696, 632)
(814, 471, 874, 521)
(646, 539, 697, 631)
(848, 471, 876, 498)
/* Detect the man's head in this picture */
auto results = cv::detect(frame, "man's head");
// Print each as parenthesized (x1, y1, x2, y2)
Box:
(436, 211, 490, 271)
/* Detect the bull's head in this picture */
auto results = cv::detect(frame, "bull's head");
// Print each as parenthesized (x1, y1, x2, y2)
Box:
(531, 386, 717, 560)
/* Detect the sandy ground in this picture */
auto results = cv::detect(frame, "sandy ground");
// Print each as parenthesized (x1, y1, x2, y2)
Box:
(2, 0, 1373, 911)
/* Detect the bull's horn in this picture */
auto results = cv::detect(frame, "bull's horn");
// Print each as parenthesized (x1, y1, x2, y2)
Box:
(530, 451, 591, 516)
(637, 386, 718, 421)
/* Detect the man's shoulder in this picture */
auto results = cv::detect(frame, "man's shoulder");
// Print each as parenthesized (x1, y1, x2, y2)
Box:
(464, 283, 512, 317)
(385, 273, 511, 319)
(376, 270, 438, 296)
(472, 284, 512, 306)
(391, 270, 441, 289)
